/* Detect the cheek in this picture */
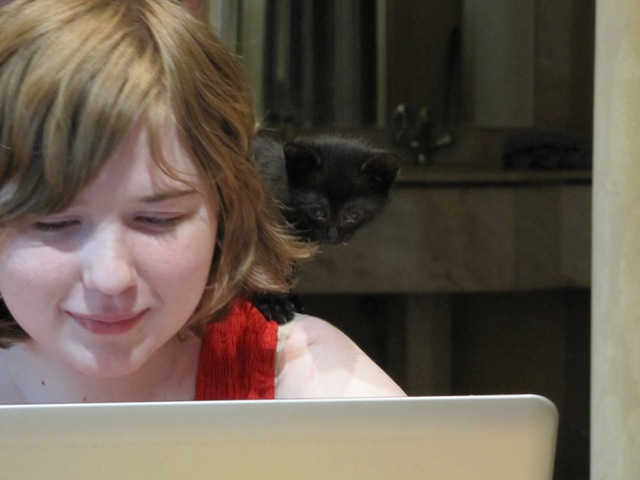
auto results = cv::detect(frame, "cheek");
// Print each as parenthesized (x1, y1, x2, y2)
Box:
(139, 222, 217, 298)
(0, 240, 73, 298)
(147, 240, 215, 324)
(156, 239, 214, 286)
(0, 241, 75, 333)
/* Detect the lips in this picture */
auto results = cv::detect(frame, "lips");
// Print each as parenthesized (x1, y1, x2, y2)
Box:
(68, 310, 146, 335)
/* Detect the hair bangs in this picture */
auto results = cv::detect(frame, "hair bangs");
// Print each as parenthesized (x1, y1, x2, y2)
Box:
(0, 1, 165, 225)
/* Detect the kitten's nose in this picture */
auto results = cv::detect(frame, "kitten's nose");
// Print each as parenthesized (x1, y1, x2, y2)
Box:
(327, 226, 340, 243)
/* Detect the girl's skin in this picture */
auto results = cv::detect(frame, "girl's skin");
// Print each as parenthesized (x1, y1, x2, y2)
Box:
(0, 122, 405, 404)
(0, 122, 211, 403)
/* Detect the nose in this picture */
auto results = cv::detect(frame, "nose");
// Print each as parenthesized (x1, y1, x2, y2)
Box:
(327, 226, 340, 243)
(82, 224, 137, 296)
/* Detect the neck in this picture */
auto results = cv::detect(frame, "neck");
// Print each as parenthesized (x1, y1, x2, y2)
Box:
(1, 335, 202, 404)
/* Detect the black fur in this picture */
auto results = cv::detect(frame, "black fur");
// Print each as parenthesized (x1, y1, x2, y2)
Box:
(251, 135, 401, 323)
(282, 136, 400, 244)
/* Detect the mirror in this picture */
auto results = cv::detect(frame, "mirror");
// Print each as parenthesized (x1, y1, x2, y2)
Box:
(259, 1, 379, 129)
(210, 0, 536, 132)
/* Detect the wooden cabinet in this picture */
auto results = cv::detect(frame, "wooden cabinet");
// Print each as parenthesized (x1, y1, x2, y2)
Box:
(296, 170, 591, 294)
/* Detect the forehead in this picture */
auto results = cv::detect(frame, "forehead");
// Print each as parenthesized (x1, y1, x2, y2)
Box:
(67, 120, 204, 208)
(111, 120, 199, 185)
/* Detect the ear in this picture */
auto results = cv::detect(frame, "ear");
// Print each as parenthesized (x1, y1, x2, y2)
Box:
(361, 152, 402, 190)
(284, 142, 322, 181)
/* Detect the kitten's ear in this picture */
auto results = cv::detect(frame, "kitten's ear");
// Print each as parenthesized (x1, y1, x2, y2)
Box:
(361, 152, 402, 191)
(284, 142, 322, 181)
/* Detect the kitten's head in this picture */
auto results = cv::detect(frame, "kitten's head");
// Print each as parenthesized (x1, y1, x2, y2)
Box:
(284, 137, 401, 244)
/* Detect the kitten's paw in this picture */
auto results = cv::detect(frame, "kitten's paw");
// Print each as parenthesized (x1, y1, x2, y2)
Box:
(251, 292, 303, 325)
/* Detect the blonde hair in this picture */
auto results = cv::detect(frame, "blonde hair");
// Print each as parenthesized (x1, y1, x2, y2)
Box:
(0, 0, 312, 346)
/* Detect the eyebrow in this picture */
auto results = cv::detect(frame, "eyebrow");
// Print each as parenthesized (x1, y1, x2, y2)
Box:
(138, 188, 199, 203)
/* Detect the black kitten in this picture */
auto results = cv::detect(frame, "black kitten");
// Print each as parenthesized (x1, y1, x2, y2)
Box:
(251, 135, 401, 323)
(255, 135, 401, 244)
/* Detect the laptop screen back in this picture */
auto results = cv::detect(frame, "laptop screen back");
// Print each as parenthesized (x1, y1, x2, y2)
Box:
(0, 395, 558, 480)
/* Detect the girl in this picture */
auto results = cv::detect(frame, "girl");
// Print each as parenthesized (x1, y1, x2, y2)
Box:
(0, 0, 404, 403)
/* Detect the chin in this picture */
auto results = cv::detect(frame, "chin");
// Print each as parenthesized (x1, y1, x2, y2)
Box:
(64, 345, 151, 380)
(325, 232, 354, 245)
(72, 359, 144, 379)
(324, 237, 348, 245)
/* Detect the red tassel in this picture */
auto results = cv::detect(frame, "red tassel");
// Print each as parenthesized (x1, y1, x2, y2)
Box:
(195, 300, 278, 400)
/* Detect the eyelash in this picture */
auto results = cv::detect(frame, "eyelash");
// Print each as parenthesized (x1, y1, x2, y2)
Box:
(134, 215, 183, 228)
(32, 215, 183, 233)
(33, 220, 78, 232)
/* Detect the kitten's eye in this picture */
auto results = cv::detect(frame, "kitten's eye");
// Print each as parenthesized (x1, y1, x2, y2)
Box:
(342, 210, 361, 224)
(307, 205, 327, 220)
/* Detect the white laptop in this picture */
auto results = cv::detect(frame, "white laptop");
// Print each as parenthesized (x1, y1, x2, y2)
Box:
(0, 395, 557, 480)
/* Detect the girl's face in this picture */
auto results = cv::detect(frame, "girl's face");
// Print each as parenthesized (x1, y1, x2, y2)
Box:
(0, 123, 217, 378)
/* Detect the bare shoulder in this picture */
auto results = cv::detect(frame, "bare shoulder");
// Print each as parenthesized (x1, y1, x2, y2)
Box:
(275, 314, 405, 399)
(0, 348, 24, 404)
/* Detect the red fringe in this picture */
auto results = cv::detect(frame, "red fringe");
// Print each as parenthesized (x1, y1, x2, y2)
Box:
(194, 300, 278, 400)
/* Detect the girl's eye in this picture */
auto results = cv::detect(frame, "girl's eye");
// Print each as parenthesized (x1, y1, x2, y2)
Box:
(135, 215, 182, 228)
(33, 219, 79, 232)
